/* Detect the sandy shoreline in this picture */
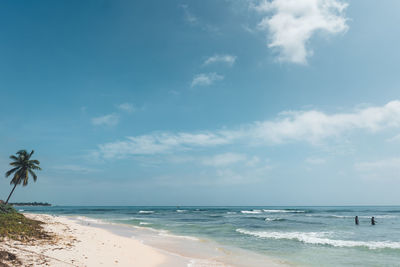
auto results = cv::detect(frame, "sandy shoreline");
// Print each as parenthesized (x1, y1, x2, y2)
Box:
(0, 213, 193, 266)
(0, 213, 287, 267)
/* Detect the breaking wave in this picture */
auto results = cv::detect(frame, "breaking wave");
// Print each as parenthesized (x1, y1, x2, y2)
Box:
(236, 229, 400, 250)
(139, 210, 154, 214)
(241, 210, 263, 214)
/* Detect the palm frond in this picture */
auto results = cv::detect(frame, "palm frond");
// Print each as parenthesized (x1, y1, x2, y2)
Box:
(30, 165, 42, 170)
(28, 169, 37, 182)
(10, 169, 22, 185)
(30, 160, 40, 165)
(5, 167, 20, 177)
(23, 169, 29, 186)
(16, 150, 28, 155)
(9, 155, 18, 161)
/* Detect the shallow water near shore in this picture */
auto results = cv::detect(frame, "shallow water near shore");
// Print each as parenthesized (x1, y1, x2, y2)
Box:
(21, 206, 400, 266)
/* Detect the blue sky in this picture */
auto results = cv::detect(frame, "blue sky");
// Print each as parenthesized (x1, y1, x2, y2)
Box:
(1, 0, 400, 205)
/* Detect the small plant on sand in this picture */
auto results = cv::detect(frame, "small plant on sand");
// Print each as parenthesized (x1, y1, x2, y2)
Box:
(4, 150, 41, 204)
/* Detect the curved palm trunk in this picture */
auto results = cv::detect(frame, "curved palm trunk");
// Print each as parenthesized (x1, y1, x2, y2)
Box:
(5, 183, 18, 204)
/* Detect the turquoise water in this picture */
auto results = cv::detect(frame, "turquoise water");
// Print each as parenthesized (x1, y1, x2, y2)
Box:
(20, 206, 400, 266)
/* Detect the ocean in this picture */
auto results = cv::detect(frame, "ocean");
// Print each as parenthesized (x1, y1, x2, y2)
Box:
(19, 206, 400, 266)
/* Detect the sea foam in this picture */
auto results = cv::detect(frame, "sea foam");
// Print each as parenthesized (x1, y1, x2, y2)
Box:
(236, 229, 400, 249)
(241, 210, 262, 214)
(177, 209, 187, 213)
(263, 209, 305, 213)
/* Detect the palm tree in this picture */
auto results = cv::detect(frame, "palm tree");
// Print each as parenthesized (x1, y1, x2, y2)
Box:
(5, 150, 41, 204)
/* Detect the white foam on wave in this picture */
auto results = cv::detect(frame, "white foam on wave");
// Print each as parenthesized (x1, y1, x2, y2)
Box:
(374, 215, 397, 219)
(236, 229, 400, 250)
(74, 216, 107, 225)
(241, 210, 262, 214)
(308, 214, 397, 219)
(177, 209, 187, 213)
(226, 212, 236, 214)
(139, 222, 150, 225)
(264, 218, 283, 222)
(116, 216, 141, 221)
(263, 209, 304, 213)
(139, 210, 154, 214)
(158, 230, 199, 241)
(241, 209, 304, 214)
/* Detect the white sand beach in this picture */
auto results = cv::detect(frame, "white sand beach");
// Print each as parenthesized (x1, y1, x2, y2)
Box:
(0, 213, 288, 267)
(0, 213, 194, 266)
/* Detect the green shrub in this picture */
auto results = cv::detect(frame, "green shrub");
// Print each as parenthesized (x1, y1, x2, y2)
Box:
(0, 212, 51, 241)
(0, 204, 16, 215)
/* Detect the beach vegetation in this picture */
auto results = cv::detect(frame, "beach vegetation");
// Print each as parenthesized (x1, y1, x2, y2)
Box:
(0, 203, 16, 215)
(0, 209, 50, 242)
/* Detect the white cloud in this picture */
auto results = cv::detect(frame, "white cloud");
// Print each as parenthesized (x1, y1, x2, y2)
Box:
(191, 73, 224, 87)
(92, 101, 400, 159)
(203, 54, 237, 66)
(355, 158, 400, 180)
(181, 4, 219, 33)
(202, 153, 247, 167)
(254, 0, 348, 64)
(252, 101, 400, 144)
(168, 153, 263, 168)
(92, 114, 119, 127)
(96, 132, 234, 159)
(117, 103, 135, 113)
(52, 165, 97, 173)
(181, 4, 198, 25)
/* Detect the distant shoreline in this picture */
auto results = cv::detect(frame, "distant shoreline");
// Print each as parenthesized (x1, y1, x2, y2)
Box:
(10, 202, 51, 206)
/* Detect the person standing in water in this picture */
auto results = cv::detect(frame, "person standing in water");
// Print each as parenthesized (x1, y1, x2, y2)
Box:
(371, 216, 376, 225)
(355, 216, 359, 225)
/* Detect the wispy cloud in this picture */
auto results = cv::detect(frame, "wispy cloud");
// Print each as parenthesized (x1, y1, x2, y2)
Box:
(95, 132, 234, 159)
(386, 134, 400, 143)
(92, 114, 119, 126)
(254, 101, 400, 144)
(180, 4, 219, 32)
(92, 101, 400, 159)
(191, 73, 224, 87)
(181, 4, 198, 25)
(167, 153, 263, 168)
(117, 103, 135, 113)
(203, 54, 237, 67)
(253, 0, 349, 64)
(51, 165, 97, 173)
(202, 153, 247, 167)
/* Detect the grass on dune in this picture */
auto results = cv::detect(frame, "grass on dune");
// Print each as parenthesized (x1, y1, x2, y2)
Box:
(0, 203, 52, 266)
(0, 204, 51, 242)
